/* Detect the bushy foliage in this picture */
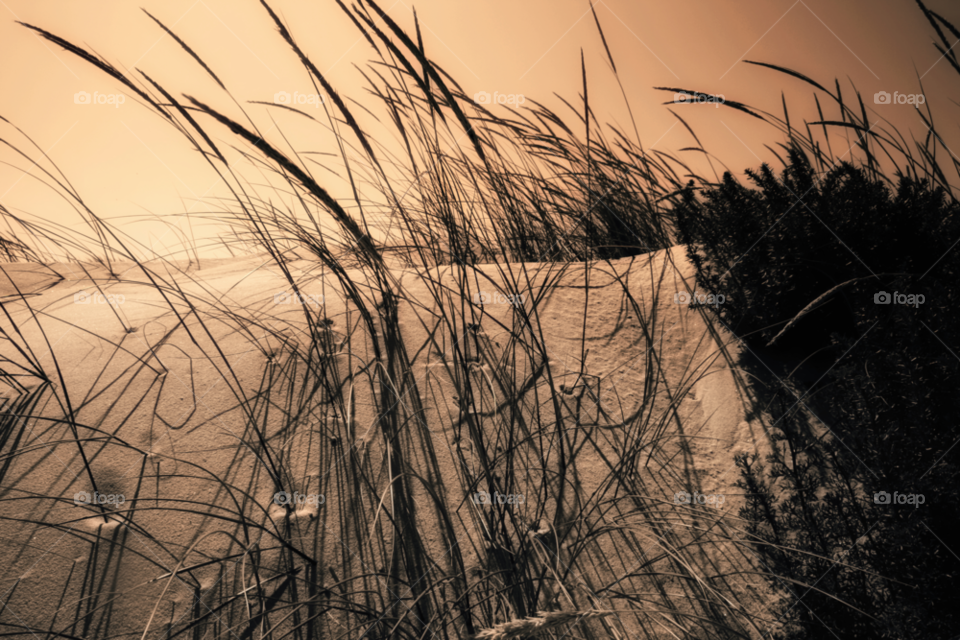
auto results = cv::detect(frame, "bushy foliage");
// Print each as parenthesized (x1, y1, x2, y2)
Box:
(680, 147, 960, 638)
(675, 145, 956, 348)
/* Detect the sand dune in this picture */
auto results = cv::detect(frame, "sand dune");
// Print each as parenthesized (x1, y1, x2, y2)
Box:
(0, 247, 775, 638)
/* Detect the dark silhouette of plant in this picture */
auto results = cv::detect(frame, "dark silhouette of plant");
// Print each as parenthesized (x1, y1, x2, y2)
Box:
(684, 141, 960, 639)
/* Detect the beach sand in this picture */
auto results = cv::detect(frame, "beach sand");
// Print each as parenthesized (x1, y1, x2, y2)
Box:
(0, 246, 776, 638)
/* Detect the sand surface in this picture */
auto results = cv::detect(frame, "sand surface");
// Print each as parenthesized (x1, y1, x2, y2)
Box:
(0, 246, 777, 638)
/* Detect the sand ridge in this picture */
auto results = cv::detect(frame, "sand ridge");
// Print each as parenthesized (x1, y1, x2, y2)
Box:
(0, 246, 775, 638)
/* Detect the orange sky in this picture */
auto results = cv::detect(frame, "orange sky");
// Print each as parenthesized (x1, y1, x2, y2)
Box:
(1, 0, 958, 258)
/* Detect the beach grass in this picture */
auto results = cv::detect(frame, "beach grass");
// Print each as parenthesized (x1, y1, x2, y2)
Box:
(0, 1, 958, 639)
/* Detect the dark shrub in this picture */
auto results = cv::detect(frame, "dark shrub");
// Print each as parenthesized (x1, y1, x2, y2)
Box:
(675, 145, 955, 351)
(681, 146, 960, 638)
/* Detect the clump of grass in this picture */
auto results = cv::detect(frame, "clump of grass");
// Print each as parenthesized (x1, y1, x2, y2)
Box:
(469, 609, 617, 640)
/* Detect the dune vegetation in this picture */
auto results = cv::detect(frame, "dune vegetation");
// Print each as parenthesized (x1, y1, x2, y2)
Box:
(1, 1, 958, 638)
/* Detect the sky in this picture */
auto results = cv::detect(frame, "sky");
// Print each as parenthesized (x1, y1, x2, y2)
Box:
(1, 0, 958, 258)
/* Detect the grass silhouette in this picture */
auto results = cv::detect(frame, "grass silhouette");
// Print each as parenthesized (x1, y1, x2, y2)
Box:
(0, 1, 957, 639)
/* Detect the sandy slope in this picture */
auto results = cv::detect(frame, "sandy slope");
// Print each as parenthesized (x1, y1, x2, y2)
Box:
(0, 247, 776, 638)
